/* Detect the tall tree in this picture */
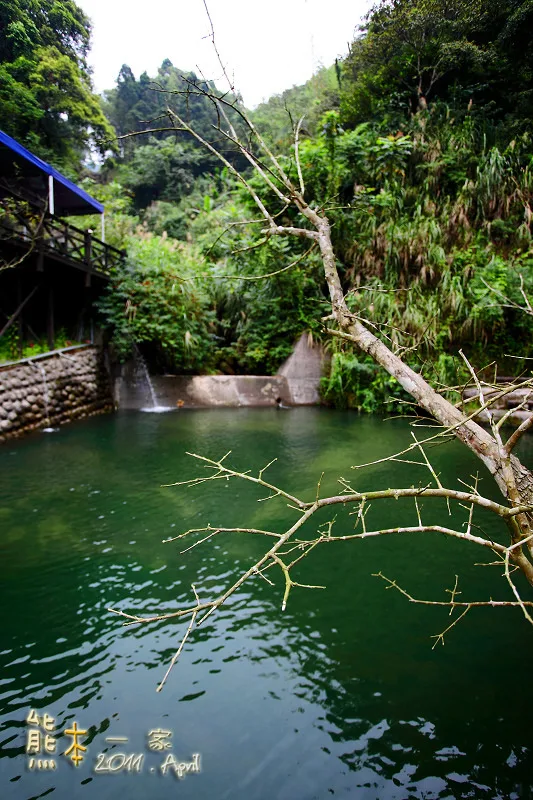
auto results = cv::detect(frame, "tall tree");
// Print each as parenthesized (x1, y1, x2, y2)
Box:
(0, 0, 90, 65)
(102, 60, 247, 208)
(341, 0, 533, 126)
(0, 0, 114, 169)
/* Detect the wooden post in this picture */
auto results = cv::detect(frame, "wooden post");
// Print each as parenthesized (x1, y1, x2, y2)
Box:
(84, 229, 92, 266)
(48, 175, 55, 216)
(76, 310, 85, 342)
(0, 286, 39, 339)
(17, 276, 23, 357)
(47, 287, 54, 352)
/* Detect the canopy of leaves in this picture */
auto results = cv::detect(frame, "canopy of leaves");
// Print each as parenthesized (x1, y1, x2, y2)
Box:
(250, 65, 341, 150)
(97, 233, 216, 373)
(341, 0, 533, 128)
(102, 59, 248, 206)
(0, 0, 114, 169)
(0, 0, 90, 65)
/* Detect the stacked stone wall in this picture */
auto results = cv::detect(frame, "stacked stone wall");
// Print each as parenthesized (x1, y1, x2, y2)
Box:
(0, 346, 114, 442)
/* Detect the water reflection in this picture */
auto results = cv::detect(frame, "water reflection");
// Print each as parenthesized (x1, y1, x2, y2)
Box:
(0, 409, 532, 799)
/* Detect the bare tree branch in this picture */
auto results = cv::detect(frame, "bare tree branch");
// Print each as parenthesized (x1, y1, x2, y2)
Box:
(156, 584, 200, 692)
(505, 415, 533, 456)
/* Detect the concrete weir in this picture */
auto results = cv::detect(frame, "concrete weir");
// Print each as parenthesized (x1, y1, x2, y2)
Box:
(276, 332, 326, 405)
(114, 333, 328, 410)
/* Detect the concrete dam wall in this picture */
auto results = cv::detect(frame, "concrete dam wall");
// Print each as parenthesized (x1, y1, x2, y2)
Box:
(113, 333, 327, 410)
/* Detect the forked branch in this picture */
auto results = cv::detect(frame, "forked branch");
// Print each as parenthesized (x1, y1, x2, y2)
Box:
(110, 444, 533, 688)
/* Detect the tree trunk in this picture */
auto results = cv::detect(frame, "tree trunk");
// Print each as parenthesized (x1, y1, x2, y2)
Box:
(311, 213, 533, 511)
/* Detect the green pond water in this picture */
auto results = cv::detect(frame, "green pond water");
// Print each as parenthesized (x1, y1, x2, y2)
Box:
(1, 408, 533, 800)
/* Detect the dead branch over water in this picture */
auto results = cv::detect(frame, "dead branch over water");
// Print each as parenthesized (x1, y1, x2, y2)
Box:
(110, 435, 533, 687)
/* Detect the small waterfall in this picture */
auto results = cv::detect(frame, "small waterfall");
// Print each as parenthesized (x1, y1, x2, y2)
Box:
(36, 363, 56, 431)
(137, 352, 158, 407)
(38, 365, 50, 424)
(134, 348, 172, 413)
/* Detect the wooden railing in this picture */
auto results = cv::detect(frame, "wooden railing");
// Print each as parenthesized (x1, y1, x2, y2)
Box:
(0, 199, 125, 277)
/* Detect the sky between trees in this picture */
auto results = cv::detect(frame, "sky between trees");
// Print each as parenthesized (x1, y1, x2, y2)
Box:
(76, 0, 372, 107)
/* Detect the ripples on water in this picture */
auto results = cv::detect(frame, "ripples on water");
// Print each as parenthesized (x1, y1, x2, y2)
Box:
(1, 409, 533, 799)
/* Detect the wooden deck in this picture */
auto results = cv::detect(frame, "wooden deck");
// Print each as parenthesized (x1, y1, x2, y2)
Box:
(0, 200, 124, 278)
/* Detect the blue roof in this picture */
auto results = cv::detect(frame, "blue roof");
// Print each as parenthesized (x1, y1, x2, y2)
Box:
(0, 129, 104, 215)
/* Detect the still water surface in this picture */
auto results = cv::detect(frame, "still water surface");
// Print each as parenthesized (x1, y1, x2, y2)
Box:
(1, 408, 533, 799)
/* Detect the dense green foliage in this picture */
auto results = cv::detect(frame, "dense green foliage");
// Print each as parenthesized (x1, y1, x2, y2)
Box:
(0, 0, 114, 169)
(91, 173, 327, 374)
(341, 0, 533, 127)
(317, 0, 533, 408)
(0, 325, 84, 364)
(251, 65, 342, 149)
(102, 60, 247, 207)
(97, 232, 215, 373)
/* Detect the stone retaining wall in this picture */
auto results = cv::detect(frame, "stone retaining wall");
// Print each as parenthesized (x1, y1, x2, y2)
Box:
(0, 346, 114, 442)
